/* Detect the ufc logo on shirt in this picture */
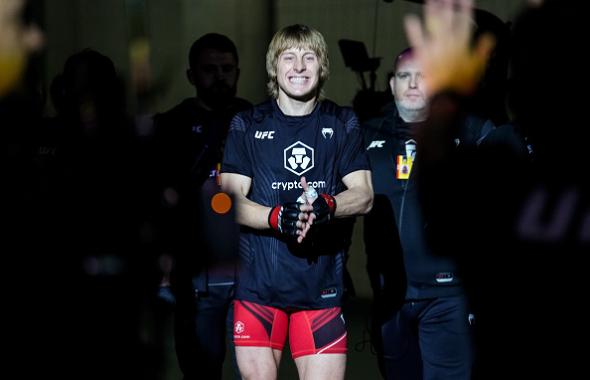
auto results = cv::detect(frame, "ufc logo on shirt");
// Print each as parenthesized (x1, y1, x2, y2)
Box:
(255, 131, 275, 139)
(367, 140, 385, 150)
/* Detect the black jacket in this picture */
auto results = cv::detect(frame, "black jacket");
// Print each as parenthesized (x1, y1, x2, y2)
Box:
(152, 97, 251, 292)
(363, 102, 496, 300)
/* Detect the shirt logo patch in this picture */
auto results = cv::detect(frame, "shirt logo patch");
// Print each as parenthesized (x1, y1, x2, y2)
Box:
(396, 139, 416, 180)
(192, 125, 203, 134)
(255, 130, 275, 139)
(405, 139, 416, 160)
(284, 141, 314, 176)
(320, 287, 338, 299)
(367, 140, 385, 150)
(396, 155, 413, 179)
(321, 127, 334, 139)
(435, 272, 454, 283)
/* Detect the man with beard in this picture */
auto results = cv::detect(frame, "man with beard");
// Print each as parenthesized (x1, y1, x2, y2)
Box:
(152, 33, 251, 380)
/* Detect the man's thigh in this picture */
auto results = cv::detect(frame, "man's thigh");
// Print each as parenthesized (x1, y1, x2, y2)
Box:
(233, 300, 288, 379)
(233, 300, 288, 350)
(290, 308, 347, 379)
(294, 352, 346, 380)
(174, 285, 233, 379)
(419, 295, 473, 380)
(289, 307, 347, 358)
(380, 305, 422, 380)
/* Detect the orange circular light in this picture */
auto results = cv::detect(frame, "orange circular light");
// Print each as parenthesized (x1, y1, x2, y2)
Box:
(211, 192, 232, 214)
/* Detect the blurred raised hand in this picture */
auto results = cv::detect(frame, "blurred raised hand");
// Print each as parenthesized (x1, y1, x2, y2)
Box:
(0, 0, 43, 97)
(404, 0, 495, 96)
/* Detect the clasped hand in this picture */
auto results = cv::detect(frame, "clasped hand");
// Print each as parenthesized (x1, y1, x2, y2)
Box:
(268, 176, 336, 243)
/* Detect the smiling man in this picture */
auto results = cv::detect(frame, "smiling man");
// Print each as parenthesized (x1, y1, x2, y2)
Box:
(221, 24, 373, 380)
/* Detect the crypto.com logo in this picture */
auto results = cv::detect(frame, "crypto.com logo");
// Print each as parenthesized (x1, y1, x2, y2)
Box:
(284, 141, 314, 176)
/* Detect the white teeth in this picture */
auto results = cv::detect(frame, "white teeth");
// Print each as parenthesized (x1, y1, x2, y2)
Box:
(289, 77, 307, 84)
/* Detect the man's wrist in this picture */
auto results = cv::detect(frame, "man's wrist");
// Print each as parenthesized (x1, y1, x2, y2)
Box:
(268, 205, 281, 231)
(319, 193, 336, 215)
(312, 194, 336, 224)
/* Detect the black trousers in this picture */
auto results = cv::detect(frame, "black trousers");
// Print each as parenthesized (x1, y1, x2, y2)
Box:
(174, 282, 236, 380)
(378, 295, 473, 380)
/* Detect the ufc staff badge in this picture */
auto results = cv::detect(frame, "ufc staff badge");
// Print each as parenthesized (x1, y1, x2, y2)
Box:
(396, 139, 416, 180)
(396, 155, 412, 179)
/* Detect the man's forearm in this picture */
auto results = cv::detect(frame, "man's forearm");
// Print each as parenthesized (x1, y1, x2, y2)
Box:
(234, 196, 272, 230)
(333, 187, 373, 218)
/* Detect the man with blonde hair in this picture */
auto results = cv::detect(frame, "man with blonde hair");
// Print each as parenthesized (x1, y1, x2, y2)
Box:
(221, 24, 373, 379)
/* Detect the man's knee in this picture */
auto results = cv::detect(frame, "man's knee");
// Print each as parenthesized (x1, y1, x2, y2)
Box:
(236, 347, 279, 380)
(294, 353, 346, 380)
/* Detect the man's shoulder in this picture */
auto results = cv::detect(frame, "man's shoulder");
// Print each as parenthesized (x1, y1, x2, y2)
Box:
(318, 99, 362, 135)
(153, 98, 195, 125)
(228, 100, 273, 133)
(237, 99, 274, 123)
(362, 114, 387, 134)
(362, 102, 397, 136)
(481, 122, 530, 158)
(319, 99, 355, 120)
(231, 97, 253, 112)
(461, 115, 496, 146)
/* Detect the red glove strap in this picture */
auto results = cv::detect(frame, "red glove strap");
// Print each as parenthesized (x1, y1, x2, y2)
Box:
(320, 193, 336, 215)
(268, 205, 281, 231)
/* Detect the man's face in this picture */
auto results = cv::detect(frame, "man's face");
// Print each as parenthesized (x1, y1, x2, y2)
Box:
(276, 47, 320, 101)
(189, 48, 238, 109)
(390, 55, 429, 113)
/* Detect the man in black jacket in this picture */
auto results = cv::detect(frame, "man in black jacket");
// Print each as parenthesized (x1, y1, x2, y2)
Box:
(152, 33, 251, 380)
(363, 47, 518, 380)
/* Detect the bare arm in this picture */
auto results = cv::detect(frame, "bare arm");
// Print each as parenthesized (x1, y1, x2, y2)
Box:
(334, 169, 374, 218)
(220, 172, 271, 230)
(221, 172, 314, 243)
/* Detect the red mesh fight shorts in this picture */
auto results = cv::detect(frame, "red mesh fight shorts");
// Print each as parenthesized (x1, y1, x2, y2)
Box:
(233, 300, 347, 359)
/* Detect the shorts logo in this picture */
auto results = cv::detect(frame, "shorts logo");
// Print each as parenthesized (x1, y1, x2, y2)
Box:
(284, 141, 314, 176)
(234, 320, 245, 334)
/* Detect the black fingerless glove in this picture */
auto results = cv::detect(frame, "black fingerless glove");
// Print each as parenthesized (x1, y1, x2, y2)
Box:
(268, 202, 301, 236)
(311, 194, 336, 225)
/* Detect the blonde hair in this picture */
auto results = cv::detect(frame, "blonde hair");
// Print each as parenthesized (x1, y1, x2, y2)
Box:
(266, 24, 329, 99)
